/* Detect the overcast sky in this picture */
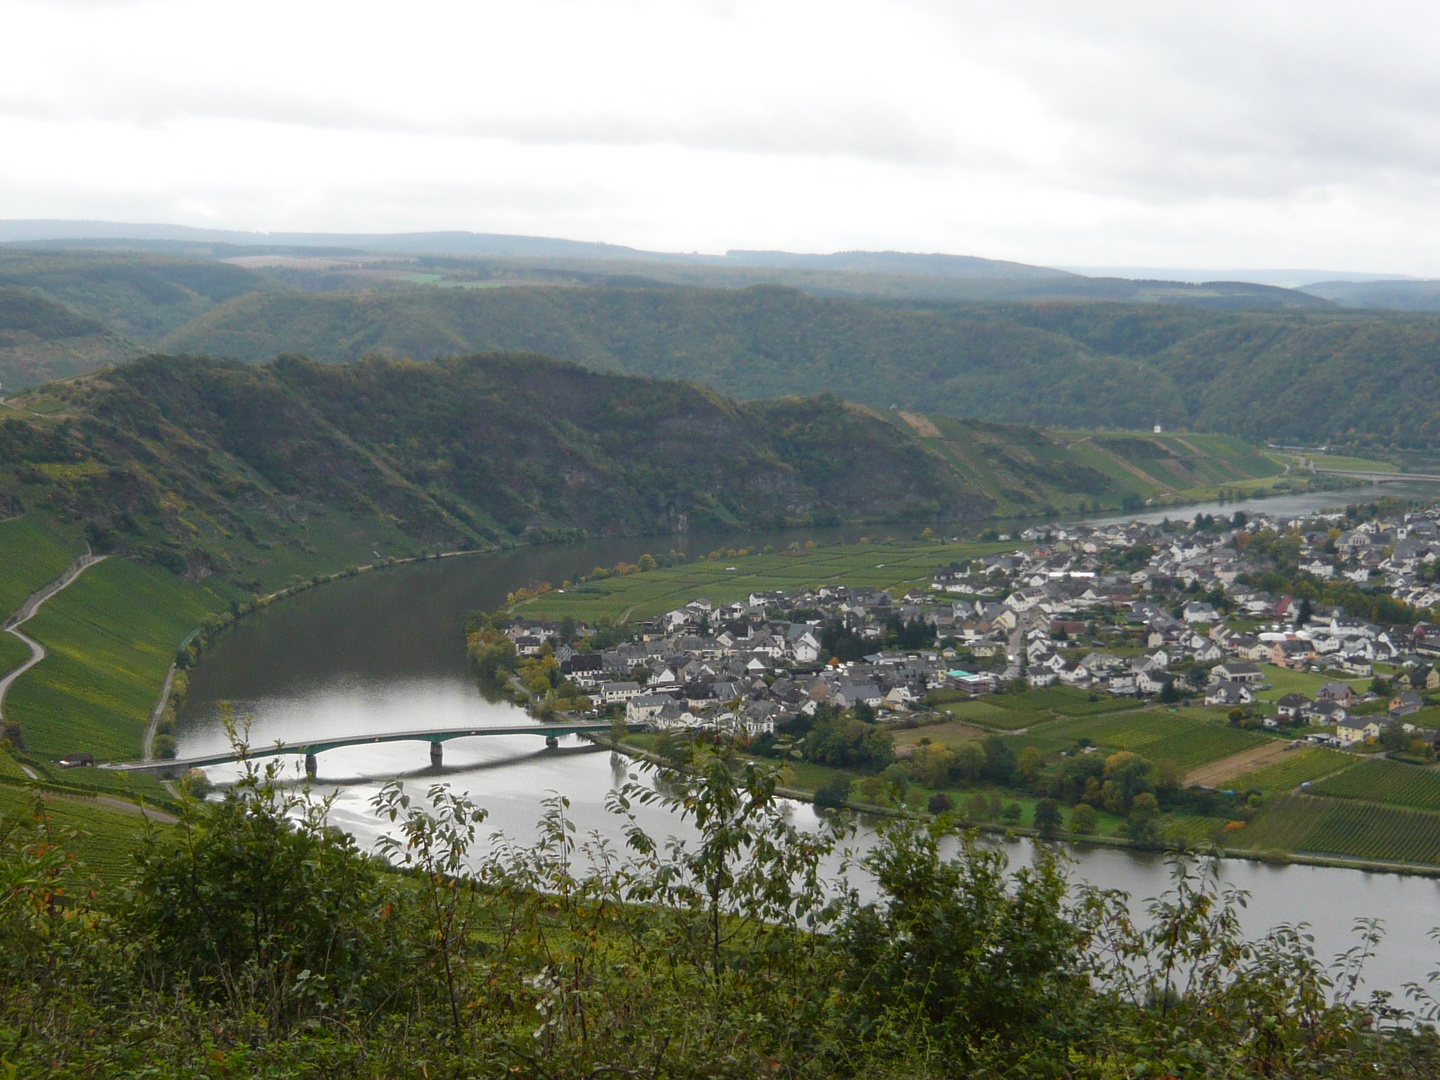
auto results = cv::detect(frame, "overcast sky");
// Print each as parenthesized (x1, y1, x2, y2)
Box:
(4, 0, 1440, 273)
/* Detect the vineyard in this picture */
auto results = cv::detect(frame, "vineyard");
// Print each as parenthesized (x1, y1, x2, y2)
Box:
(1230, 794, 1330, 852)
(1301, 801, 1440, 866)
(1229, 748, 1353, 795)
(1013, 712, 1270, 771)
(1310, 758, 1440, 812)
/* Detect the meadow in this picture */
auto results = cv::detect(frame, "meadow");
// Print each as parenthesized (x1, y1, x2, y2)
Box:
(4, 558, 228, 759)
(931, 687, 1147, 732)
(1251, 664, 1373, 703)
(516, 537, 1015, 623)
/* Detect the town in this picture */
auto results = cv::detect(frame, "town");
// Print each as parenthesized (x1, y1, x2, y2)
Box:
(497, 503, 1440, 756)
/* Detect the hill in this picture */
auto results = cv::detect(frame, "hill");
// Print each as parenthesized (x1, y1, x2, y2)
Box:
(0, 248, 271, 343)
(159, 283, 1440, 445)
(0, 353, 1292, 587)
(0, 286, 140, 391)
(1301, 279, 1440, 311)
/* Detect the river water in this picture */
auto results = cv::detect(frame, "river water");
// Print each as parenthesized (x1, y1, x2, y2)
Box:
(178, 484, 1440, 1002)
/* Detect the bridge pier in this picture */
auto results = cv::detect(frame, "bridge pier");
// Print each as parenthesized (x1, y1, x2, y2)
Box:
(304, 752, 317, 779)
(545, 736, 559, 749)
(430, 741, 443, 768)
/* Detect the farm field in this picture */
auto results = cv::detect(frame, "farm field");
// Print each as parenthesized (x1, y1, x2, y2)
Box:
(1310, 757, 1440, 812)
(1010, 710, 1273, 771)
(1226, 747, 1353, 795)
(4, 558, 227, 759)
(513, 538, 1017, 623)
(1301, 801, 1440, 865)
(0, 782, 153, 882)
(0, 514, 84, 617)
(0, 632, 31, 680)
(1185, 740, 1298, 788)
(1235, 794, 1332, 851)
(933, 688, 1145, 732)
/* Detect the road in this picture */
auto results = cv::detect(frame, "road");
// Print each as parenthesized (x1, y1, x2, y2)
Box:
(0, 553, 107, 723)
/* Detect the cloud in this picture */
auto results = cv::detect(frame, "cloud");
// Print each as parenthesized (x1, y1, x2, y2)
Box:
(2, 0, 1440, 271)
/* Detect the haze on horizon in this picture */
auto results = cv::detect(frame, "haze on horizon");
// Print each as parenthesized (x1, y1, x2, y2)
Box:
(4, 0, 1440, 277)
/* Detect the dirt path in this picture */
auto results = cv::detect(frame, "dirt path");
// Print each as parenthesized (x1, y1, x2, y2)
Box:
(1185, 739, 1297, 787)
(0, 553, 107, 722)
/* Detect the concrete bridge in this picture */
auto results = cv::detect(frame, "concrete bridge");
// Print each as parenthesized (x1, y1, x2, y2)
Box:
(103, 721, 635, 779)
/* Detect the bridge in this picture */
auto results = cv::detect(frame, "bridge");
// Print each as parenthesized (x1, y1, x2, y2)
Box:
(102, 721, 636, 779)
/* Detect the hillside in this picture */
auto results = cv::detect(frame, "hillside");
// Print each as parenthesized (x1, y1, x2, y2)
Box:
(0, 286, 140, 390)
(0, 248, 271, 343)
(0, 353, 1293, 589)
(158, 284, 1440, 446)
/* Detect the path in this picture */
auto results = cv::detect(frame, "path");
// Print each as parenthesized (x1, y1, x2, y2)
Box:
(1185, 739, 1296, 788)
(142, 662, 177, 763)
(0, 553, 107, 723)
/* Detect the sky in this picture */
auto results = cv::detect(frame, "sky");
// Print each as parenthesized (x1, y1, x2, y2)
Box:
(4, 0, 1440, 274)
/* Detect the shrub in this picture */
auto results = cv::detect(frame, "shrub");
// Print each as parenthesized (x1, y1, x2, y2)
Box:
(813, 775, 852, 809)
(928, 791, 952, 815)
(1070, 803, 1098, 834)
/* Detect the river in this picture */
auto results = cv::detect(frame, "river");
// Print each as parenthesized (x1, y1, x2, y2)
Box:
(178, 484, 1440, 1002)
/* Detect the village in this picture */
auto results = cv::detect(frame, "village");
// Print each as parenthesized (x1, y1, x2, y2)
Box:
(499, 504, 1440, 756)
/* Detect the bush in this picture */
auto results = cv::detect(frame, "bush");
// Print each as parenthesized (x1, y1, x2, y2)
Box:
(813, 775, 852, 809)
(152, 733, 177, 759)
(927, 791, 952, 815)
(1070, 803, 1098, 835)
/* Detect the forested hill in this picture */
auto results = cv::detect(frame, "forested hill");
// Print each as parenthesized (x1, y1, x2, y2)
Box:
(157, 284, 1440, 448)
(0, 353, 1294, 587)
(0, 354, 994, 584)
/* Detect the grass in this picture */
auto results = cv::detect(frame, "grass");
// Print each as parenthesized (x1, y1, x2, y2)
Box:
(1011, 710, 1272, 771)
(4, 558, 229, 759)
(1227, 748, 1353, 795)
(0, 514, 84, 617)
(1298, 453, 1399, 473)
(1251, 664, 1372, 704)
(1310, 757, 1440, 812)
(513, 538, 1016, 624)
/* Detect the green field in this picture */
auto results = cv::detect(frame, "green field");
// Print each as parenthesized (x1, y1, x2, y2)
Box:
(1235, 794, 1332, 850)
(4, 558, 228, 759)
(0, 782, 153, 882)
(934, 688, 1145, 732)
(1296, 452, 1399, 473)
(1301, 801, 1440, 865)
(1310, 757, 1440, 812)
(1227, 748, 1353, 795)
(517, 539, 1014, 623)
(0, 515, 83, 617)
(1012, 710, 1272, 771)
(0, 631, 32, 680)
(1251, 665, 1372, 703)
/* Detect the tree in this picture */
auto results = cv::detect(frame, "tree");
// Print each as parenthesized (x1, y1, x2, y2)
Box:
(1069, 803, 1097, 834)
(1017, 745, 1044, 784)
(928, 792, 952, 814)
(1159, 679, 1181, 703)
(1126, 792, 1162, 848)
(1033, 798, 1062, 839)
(813, 775, 851, 809)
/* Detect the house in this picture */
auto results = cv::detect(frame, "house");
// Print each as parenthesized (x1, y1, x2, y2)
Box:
(1212, 661, 1264, 685)
(1275, 693, 1311, 720)
(1183, 601, 1219, 623)
(1310, 698, 1349, 726)
(1205, 680, 1254, 707)
(626, 694, 678, 724)
(1335, 719, 1382, 747)
(1270, 640, 1313, 668)
(1390, 689, 1424, 717)
(599, 681, 645, 704)
(1316, 681, 1358, 706)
